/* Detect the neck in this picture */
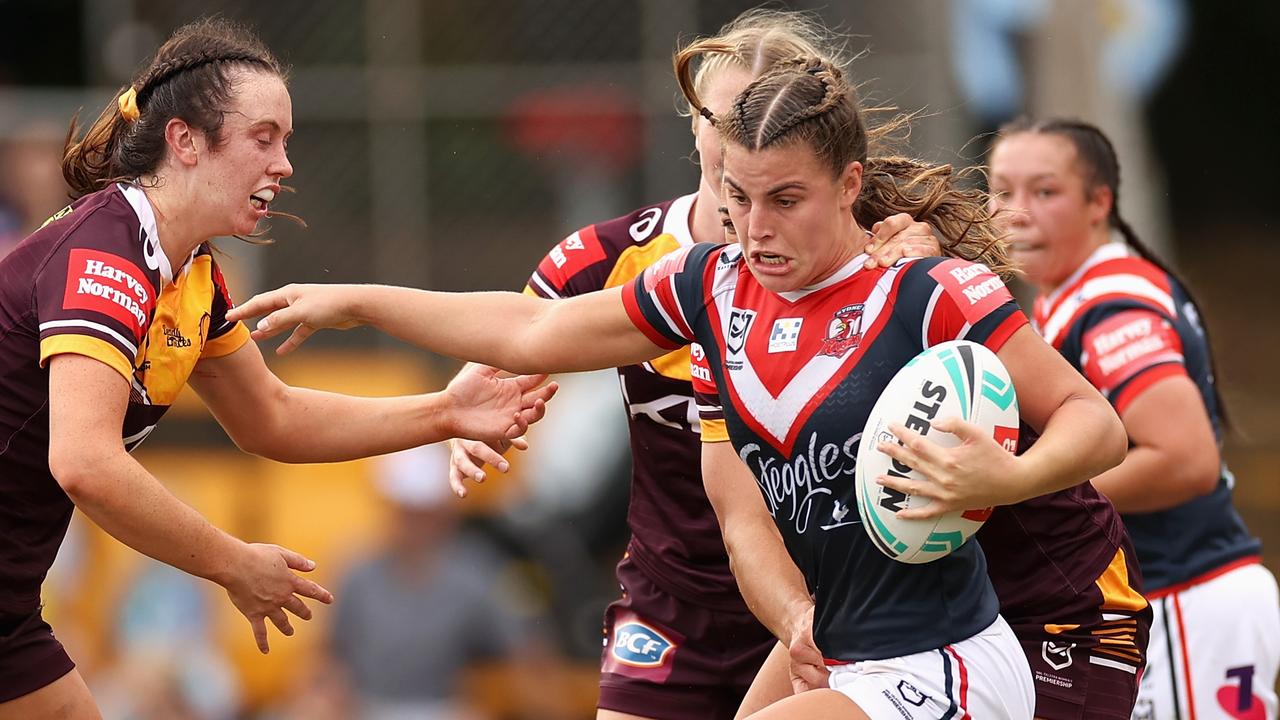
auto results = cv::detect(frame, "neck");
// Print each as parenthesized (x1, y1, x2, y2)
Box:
(688, 178, 724, 245)
(805, 216, 865, 286)
(140, 175, 207, 275)
(1038, 226, 1113, 295)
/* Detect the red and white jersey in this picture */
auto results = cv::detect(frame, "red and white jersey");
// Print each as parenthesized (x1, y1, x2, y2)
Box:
(626, 242, 1026, 662)
(1032, 242, 1259, 592)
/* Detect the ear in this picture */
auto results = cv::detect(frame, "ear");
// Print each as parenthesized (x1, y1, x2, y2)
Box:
(164, 118, 202, 167)
(1088, 184, 1113, 227)
(839, 161, 863, 210)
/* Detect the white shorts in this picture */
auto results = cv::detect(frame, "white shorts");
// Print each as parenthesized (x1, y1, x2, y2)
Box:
(829, 614, 1034, 719)
(1133, 560, 1280, 720)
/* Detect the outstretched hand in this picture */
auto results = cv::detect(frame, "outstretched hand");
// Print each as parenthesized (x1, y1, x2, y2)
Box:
(223, 543, 334, 654)
(875, 416, 1022, 519)
(863, 213, 942, 270)
(443, 364, 558, 453)
(226, 283, 364, 355)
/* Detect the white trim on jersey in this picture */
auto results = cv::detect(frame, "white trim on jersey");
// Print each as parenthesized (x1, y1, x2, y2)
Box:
(528, 272, 563, 299)
(649, 274, 691, 341)
(778, 253, 869, 303)
(662, 192, 697, 246)
(713, 265, 904, 444)
(1040, 273, 1177, 346)
(920, 285, 943, 350)
(40, 319, 139, 357)
(1041, 241, 1131, 310)
(118, 182, 190, 285)
(1088, 655, 1138, 674)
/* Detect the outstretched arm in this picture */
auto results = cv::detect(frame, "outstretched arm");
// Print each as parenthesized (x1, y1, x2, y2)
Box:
(188, 340, 556, 464)
(227, 284, 666, 375)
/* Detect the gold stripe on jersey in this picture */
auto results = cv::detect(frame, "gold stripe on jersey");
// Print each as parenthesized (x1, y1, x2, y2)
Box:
(1043, 623, 1082, 634)
(1096, 548, 1148, 613)
(39, 335, 134, 382)
(700, 417, 729, 442)
(606, 233, 693, 382)
(203, 323, 250, 359)
(603, 233, 683, 290)
(521, 285, 539, 298)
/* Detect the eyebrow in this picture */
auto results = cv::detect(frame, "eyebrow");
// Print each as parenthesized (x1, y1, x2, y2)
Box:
(723, 177, 806, 195)
(249, 119, 292, 138)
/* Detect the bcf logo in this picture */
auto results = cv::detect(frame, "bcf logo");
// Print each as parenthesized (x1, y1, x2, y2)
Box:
(611, 622, 675, 668)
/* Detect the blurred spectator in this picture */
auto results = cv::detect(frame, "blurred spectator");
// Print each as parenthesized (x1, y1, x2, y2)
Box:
(326, 443, 545, 720)
(0, 121, 69, 257)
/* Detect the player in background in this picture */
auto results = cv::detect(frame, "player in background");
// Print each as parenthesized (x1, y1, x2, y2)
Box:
(0, 19, 554, 720)
(446, 11, 940, 720)
(229, 56, 1129, 719)
(989, 117, 1280, 720)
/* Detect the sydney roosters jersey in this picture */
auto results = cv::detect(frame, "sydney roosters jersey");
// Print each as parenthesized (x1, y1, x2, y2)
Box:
(626, 243, 1028, 661)
(0, 183, 249, 614)
(523, 194, 748, 611)
(1033, 243, 1259, 591)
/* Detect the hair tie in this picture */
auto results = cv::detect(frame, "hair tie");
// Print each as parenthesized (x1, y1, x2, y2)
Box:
(699, 106, 716, 124)
(118, 87, 140, 123)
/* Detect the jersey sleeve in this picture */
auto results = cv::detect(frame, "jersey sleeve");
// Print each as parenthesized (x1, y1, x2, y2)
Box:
(36, 241, 157, 381)
(524, 225, 612, 299)
(1075, 305, 1186, 415)
(621, 243, 717, 350)
(908, 257, 1028, 353)
(689, 342, 729, 442)
(201, 255, 250, 359)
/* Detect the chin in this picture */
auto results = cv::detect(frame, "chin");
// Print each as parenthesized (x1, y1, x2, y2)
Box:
(747, 269, 802, 294)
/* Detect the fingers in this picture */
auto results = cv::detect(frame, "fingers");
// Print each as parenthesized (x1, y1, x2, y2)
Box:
(273, 324, 315, 356)
(268, 608, 294, 638)
(251, 616, 270, 654)
(292, 575, 335, 604)
(515, 398, 548, 432)
(511, 372, 550, 392)
(226, 288, 288, 324)
(508, 436, 529, 451)
(283, 595, 313, 621)
(932, 415, 983, 441)
(277, 547, 318, 573)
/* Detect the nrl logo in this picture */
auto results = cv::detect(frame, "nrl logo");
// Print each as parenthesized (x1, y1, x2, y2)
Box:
(727, 309, 755, 355)
(1042, 640, 1076, 671)
(818, 303, 864, 357)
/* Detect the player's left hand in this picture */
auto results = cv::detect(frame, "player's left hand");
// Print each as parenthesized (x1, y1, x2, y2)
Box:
(227, 283, 363, 355)
(874, 416, 1022, 518)
(787, 605, 829, 693)
(443, 364, 558, 450)
(863, 213, 941, 270)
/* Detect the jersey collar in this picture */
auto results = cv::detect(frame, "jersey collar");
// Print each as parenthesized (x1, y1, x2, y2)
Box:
(664, 192, 696, 247)
(777, 252, 869, 303)
(1042, 240, 1131, 309)
(118, 182, 195, 286)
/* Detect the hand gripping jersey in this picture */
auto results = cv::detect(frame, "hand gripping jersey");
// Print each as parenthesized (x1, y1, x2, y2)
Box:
(0, 183, 249, 614)
(523, 194, 747, 612)
(1033, 243, 1260, 592)
(625, 243, 1029, 661)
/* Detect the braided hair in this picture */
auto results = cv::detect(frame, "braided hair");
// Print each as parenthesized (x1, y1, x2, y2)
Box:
(994, 116, 1231, 427)
(62, 17, 285, 198)
(677, 55, 1013, 278)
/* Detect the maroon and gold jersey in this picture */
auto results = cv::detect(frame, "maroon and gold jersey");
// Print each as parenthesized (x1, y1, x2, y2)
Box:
(523, 194, 747, 612)
(0, 183, 249, 614)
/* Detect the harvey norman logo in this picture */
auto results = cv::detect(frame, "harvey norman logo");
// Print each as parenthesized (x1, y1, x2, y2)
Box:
(63, 249, 153, 333)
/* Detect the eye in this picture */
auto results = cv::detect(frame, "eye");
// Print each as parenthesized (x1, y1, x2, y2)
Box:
(1035, 188, 1057, 198)
(776, 197, 796, 209)
(729, 192, 748, 206)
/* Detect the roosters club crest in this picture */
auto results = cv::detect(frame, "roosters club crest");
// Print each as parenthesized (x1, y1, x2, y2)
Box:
(818, 304, 864, 357)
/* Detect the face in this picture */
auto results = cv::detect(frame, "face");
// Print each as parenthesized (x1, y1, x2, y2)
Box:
(722, 140, 862, 293)
(988, 132, 1110, 290)
(190, 69, 294, 237)
(693, 64, 754, 198)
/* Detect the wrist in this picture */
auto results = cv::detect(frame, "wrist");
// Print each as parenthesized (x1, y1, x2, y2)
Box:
(204, 534, 249, 587)
(782, 598, 815, 646)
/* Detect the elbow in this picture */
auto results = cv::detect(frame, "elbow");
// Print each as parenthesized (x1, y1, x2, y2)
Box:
(1099, 408, 1129, 473)
(1181, 448, 1222, 498)
(49, 445, 106, 503)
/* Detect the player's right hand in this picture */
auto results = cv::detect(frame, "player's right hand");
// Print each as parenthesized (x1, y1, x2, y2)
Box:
(447, 436, 530, 498)
(227, 283, 362, 355)
(222, 542, 334, 654)
(787, 605, 829, 693)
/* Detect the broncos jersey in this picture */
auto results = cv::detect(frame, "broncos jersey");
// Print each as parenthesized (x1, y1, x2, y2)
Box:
(625, 242, 1028, 661)
(523, 194, 748, 611)
(1033, 242, 1259, 592)
(0, 183, 248, 614)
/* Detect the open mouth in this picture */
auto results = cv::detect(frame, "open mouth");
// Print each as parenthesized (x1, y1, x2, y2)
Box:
(250, 187, 276, 211)
(752, 250, 788, 266)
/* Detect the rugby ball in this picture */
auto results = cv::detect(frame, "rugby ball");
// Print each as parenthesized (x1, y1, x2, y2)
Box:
(855, 340, 1019, 564)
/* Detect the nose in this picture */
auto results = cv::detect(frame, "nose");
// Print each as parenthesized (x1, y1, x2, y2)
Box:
(995, 189, 1030, 227)
(747, 204, 773, 242)
(272, 147, 293, 180)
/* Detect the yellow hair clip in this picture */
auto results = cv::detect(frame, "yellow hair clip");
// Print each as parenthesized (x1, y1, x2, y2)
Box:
(117, 86, 140, 123)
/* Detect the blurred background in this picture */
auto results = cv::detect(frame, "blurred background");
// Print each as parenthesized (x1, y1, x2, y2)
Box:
(1, 0, 1277, 717)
